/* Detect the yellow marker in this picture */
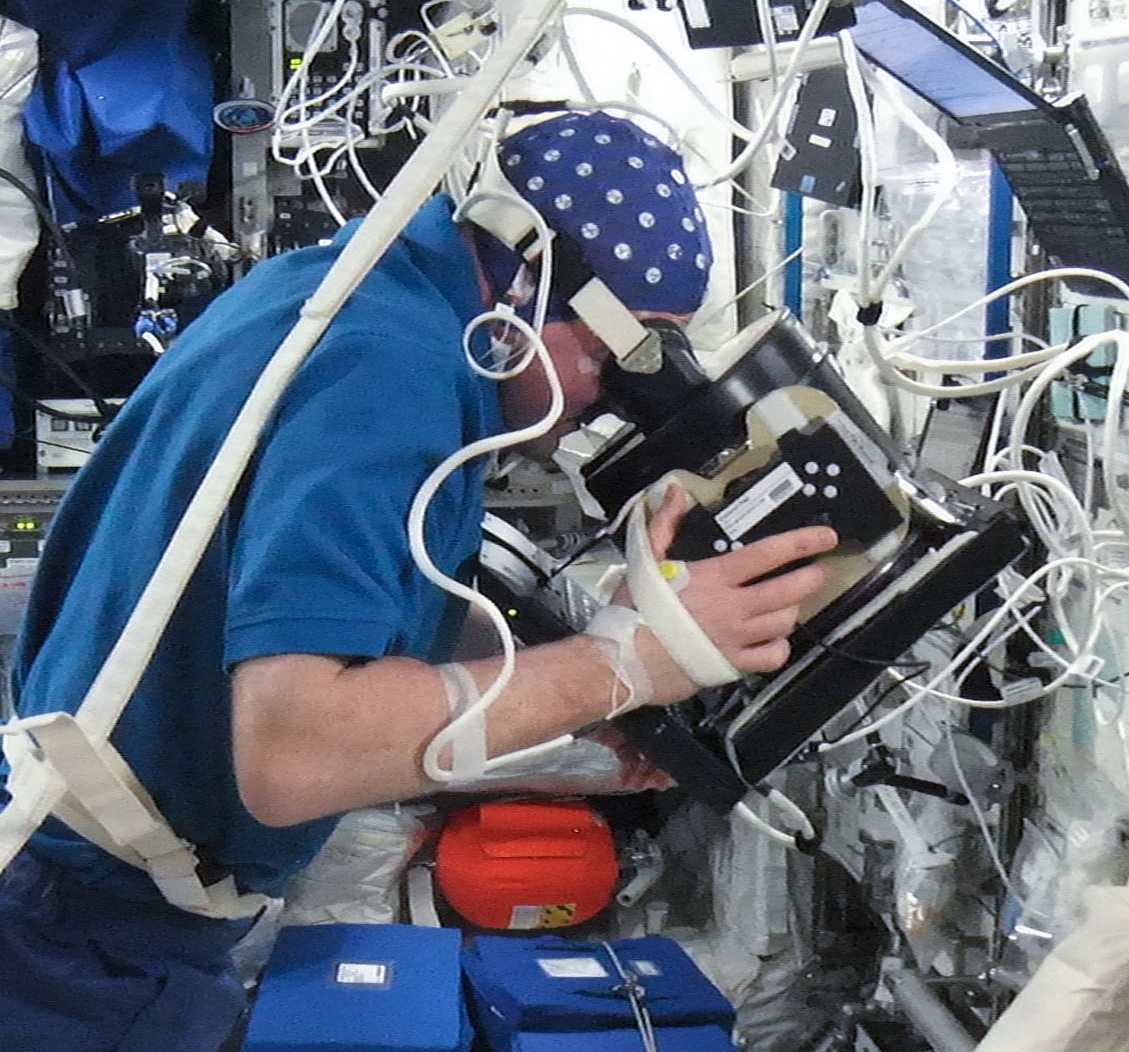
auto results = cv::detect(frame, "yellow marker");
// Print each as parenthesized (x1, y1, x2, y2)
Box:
(538, 903, 577, 928)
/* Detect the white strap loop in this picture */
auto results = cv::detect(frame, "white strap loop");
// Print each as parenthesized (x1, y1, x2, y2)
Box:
(583, 604, 655, 716)
(436, 662, 488, 782)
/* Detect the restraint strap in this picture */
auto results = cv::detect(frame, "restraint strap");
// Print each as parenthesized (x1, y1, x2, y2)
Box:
(624, 498, 741, 689)
(0, 712, 270, 919)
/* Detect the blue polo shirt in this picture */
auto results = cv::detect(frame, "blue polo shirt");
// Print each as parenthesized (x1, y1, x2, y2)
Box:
(6, 195, 502, 901)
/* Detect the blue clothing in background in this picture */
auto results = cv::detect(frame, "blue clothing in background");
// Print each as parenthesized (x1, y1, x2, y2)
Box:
(6, 194, 501, 903)
(0, 0, 215, 223)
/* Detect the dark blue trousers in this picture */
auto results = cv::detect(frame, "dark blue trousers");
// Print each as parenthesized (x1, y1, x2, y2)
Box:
(0, 849, 251, 1051)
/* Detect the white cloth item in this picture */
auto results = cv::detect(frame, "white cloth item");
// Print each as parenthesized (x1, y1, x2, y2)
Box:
(975, 884, 1129, 1052)
(281, 805, 432, 926)
(0, 18, 40, 309)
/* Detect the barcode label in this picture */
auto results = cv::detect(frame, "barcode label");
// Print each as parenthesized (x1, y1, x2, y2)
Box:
(716, 462, 803, 540)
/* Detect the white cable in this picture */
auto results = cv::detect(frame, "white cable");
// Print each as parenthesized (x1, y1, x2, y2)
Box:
(764, 786, 817, 842)
(415, 188, 563, 783)
(1100, 327, 1129, 532)
(754, 0, 781, 88)
(1005, 334, 1125, 578)
(942, 718, 1027, 908)
(863, 325, 1049, 397)
(562, 7, 758, 145)
(885, 338, 1066, 375)
(734, 799, 798, 848)
(865, 60, 960, 299)
(964, 470, 1092, 565)
(344, 89, 381, 203)
(817, 554, 1129, 750)
(855, 272, 1129, 398)
(907, 330, 1050, 350)
(275, 54, 366, 131)
(690, 245, 804, 331)
(701, 0, 834, 188)
(416, 308, 574, 782)
(273, 0, 350, 122)
(558, 27, 598, 106)
(138, 331, 165, 357)
(380, 72, 467, 105)
(892, 267, 1129, 353)
(386, 31, 456, 78)
(840, 29, 878, 312)
(454, 184, 554, 329)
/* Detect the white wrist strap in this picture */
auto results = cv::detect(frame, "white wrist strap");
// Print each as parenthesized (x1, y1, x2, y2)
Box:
(625, 499, 742, 689)
(583, 604, 655, 717)
(435, 662, 487, 782)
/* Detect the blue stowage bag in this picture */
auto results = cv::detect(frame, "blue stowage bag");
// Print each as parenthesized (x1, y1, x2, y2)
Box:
(462, 934, 737, 1052)
(242, 924, 473, 1052)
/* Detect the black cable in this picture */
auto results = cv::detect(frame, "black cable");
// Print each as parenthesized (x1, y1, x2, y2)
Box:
(0, 164, 79, 274)
(944, 0, 1007, 63)
(0, 313, 118, 420)
(818, 664, 931, 746)
(793, 619, 931, 671)
(0, 362, 114, 425)
(0, 164, 122, 420)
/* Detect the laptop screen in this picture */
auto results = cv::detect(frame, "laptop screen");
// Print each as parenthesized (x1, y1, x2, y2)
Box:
(849, 0, 1043, 121)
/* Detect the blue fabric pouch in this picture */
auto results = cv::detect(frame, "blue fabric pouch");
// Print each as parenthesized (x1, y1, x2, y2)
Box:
(462, 935, 735, 1052)
(242, 923, 472, 1052)
(513, 1026, 736, 1051)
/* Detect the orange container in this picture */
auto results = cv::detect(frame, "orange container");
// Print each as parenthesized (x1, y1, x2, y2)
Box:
(435, 799, 619, 930)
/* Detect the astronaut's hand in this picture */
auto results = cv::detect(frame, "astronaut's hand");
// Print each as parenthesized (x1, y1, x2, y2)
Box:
(635, 484, 838, 706)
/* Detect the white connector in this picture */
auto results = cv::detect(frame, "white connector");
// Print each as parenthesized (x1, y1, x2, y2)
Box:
(341, 1, 364, 42)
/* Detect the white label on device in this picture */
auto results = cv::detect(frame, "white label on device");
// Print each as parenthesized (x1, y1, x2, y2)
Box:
(716, 462, 803, 541)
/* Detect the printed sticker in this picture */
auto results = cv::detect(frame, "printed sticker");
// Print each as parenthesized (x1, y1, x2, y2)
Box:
(538, 956, 610, 979)
(335, 962, 391, 987)
(539, 903, 578, 928)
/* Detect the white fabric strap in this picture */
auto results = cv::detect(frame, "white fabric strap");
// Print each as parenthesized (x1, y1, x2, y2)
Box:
(0, 713, 270, 919)
(406, 863, 443, 928)
(436, 662, 488, 782)
(625, 500, 741, 689)
(583, 604, 655, 716)
(568, 276, 662, 372)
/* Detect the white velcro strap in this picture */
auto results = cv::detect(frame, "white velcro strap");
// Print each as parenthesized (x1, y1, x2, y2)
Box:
(436, 662, 487, 782)
(625, 501, 742, 689)
(584, 604, 655, 716)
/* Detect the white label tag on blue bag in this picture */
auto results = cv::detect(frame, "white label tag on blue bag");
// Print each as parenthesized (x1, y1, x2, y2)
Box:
(335, 962, 392, 987)
(537, 957, 610, 979)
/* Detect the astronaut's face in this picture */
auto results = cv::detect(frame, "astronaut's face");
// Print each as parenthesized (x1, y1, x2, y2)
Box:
(497, 311, 694, 461)
(496, 317, 610, 460)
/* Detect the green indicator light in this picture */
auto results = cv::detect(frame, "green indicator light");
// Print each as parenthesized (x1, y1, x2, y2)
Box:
(289, 57, 303, 70)
(15, 519, 35, 531)
(507, 608, 518, 618)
